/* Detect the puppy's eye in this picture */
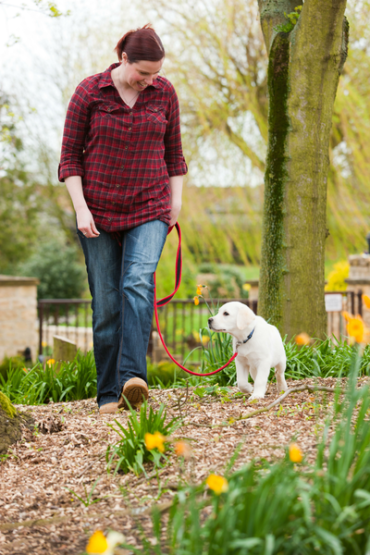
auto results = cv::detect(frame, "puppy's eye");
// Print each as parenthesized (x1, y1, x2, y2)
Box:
(223, 311, 229, 316)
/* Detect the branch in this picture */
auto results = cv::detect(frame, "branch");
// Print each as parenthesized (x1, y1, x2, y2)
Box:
(257, 0, 297, 52)
(182, 384, 338, 428)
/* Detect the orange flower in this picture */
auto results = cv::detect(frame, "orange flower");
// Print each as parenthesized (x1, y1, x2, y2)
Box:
(193, 296, 200, 306)
(295, 333, 310, 346)
(144, 431, 166, 453)
(46, 358, 55, 367)
(341, 311, 352, 322)
(206, 474, 229, 495)
(196, 284, 203, 296)
(175, 441, 192, 459)
(363, 294, 370, 310)
(289, 443, 303, 463)
(347, 316, 365, 343)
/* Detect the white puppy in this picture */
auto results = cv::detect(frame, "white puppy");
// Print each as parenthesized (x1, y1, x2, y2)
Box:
(208, 301, 287, 400)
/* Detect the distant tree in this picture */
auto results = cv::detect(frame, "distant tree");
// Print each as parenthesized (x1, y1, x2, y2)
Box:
(19, 242, 86, 300)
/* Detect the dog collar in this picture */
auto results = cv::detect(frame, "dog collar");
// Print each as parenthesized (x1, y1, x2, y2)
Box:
(236, 327, 255, 347)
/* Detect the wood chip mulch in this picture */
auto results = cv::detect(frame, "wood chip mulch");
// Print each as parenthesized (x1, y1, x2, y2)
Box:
(0, 377, 368, 555)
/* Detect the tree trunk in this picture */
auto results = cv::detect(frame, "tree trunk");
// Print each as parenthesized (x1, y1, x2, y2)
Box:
(257, 0, 349, 338)
(0, 392, 33, 455)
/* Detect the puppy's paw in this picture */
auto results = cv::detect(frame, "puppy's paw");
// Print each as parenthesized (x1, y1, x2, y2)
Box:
(238, 383, 253, 394)
(249, 392, 265, 402)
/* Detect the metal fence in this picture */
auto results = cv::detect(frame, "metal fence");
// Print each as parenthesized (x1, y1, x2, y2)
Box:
(38, 292, 363, 359)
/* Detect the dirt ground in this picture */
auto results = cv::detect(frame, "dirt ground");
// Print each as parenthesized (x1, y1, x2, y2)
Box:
(0, 377, 364, 555)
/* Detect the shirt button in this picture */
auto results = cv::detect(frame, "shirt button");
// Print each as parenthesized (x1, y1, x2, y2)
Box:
(125, 146, 128, 150)
(129, 111, 133, 115)
(128, 127, 132, 131)
(116, 184, 120, 187)
(153, 108, 158, 112)
(121, 165, 124, 169)
(108, 218, 112, 221)
(112, 202, 115, 205)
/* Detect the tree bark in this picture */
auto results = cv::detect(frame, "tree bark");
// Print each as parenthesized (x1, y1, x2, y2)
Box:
(0, 392, 33, 455)
(257, 0, 348, 338)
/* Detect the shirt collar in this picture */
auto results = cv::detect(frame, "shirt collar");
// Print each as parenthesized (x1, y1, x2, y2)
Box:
(98, 62, 161, 89)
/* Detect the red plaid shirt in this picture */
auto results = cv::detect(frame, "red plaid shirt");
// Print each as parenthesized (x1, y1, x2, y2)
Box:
(58, 63, 188, 232)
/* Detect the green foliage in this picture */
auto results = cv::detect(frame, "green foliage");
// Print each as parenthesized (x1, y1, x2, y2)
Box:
(106, 401, 181, 476)
(198, 263, 250, 299)
(66, 478, 106, 508)
(123, 351, 370, 554)
(147, 360, 188, 387)
(274, 6, 302, 33)
(19, 241, 86, 300)
(0, 352, 97, 405)
(0, 356, 25, 380)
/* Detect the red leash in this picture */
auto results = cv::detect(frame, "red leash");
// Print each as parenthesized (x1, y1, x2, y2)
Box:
(153, 222, 238, 377)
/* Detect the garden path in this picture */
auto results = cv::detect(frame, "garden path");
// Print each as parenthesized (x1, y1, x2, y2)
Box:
(1, 377, 365, 555)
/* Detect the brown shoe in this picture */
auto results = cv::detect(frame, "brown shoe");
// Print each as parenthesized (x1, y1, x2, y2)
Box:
(118, 378, 149, 410)
(99, 402, 119, 415)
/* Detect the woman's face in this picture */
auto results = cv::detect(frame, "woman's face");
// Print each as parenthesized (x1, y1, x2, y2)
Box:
(121, 54, 164, 91)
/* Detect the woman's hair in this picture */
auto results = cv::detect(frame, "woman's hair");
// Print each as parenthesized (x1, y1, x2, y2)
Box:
(115, 24, 165, 63)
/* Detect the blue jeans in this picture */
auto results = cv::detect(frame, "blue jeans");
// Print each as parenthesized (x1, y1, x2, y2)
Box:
(77, 220, 168, 407)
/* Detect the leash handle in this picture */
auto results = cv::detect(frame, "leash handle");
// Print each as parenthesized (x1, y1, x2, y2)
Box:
(153, 222, 238, 377)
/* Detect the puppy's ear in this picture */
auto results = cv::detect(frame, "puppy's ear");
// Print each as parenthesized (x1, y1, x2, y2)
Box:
(236, 304, 254, 330)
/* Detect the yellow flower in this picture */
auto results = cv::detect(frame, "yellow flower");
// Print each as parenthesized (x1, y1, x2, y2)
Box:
(242, 283, 251, 291)
(325, 260, 349, 291)
(86, 531, 108, 554)
(145, 431, 166, 453)
(363, 294, 370, 310)
(46, 359, 55, 367)
(347, 316, 365, 344)
(86, 530, 125, 555)
(193, 296, 200, 306)
(196, 284, 203, 295)
(41, 341, 48, 348)
(206, 474, 229, 495)
(341, 311, 352, 322)
(175, 441, 192, 459)
(295, 333, 310, 346)
(23, 367, 28, 373)
(289, 443, 303, 463)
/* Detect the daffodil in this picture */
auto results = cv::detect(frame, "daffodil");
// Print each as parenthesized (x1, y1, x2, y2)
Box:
(206, 474, 229, 495)
(295, 333, 310, 346)
(145, 431, 166, 453)
(86, 530, 125, 555)
(363, 294, 370, 310)
(242, 283, 251, 291)
(347, 316, 365, 343)
(341, 310, 351, 322)
(196, 284, 203, 296)
(289, 443, 303, 463)
(46, 358, 55, 367)
(193, 296, 200, 306)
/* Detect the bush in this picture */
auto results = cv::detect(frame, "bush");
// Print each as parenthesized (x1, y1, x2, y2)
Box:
(18, 241, 86, 299)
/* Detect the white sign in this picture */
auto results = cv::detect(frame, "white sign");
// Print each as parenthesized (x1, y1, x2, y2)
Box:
(325, 294, 343, 312)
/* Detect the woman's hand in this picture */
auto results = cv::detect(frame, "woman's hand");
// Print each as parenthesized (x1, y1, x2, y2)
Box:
(77, 206, 100, 238)
(169, 201, 181, 227)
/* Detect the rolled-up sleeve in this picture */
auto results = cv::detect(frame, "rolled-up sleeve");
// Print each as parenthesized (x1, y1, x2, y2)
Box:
(164, 87, 188, 177)
(58, 84, 90, 182)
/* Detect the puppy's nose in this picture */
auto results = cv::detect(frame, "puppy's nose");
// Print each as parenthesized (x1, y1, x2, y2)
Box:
(208, 317, 213, 327)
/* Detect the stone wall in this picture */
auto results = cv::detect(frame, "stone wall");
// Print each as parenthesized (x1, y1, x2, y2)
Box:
(0, 275, 39, 363)
(346, 254, 370, 328)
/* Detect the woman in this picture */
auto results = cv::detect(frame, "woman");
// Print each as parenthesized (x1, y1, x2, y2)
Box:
(59, 25, 187, 414)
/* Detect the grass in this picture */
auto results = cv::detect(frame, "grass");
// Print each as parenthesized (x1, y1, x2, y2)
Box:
(2, 338, 370, 405)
